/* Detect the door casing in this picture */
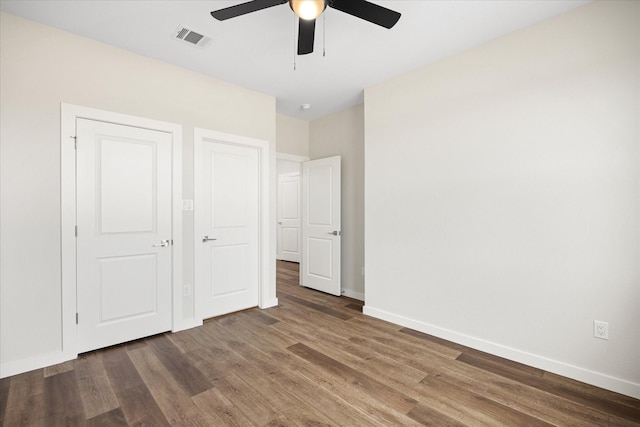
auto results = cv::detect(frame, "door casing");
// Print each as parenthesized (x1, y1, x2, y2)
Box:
(61, 103, 184, 362)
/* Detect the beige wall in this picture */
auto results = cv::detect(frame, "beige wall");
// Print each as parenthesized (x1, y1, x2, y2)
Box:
(276, 113, 309, 157)
(310, 105, 365, 299)
(364, 1, 639, 397)
(0, 12, 276, 371)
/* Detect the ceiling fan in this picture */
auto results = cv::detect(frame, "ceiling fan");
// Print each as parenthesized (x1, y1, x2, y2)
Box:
(210, 0, 401, 55)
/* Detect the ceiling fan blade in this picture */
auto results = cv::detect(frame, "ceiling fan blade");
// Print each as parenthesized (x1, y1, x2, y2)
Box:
(297, 18, 316, 55)
(329, 0, 400, 29)
(211, 0, 288, 21)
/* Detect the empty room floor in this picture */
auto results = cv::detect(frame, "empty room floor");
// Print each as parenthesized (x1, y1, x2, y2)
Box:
(1, 260, 639, 425)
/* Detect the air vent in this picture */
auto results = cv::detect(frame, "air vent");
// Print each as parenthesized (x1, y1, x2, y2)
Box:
(173, 25, 211, 48)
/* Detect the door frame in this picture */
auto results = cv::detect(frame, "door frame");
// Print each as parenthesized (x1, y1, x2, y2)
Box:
(61, 103, 183, 361)
(194, 128, 272, 323)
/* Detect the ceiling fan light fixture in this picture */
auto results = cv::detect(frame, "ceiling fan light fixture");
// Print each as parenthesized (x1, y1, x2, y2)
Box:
(290, 0, 326, 20)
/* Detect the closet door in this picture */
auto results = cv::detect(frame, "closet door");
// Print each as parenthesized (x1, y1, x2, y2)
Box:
(195, 139, 260, 318)
(76, 118, 172, 353)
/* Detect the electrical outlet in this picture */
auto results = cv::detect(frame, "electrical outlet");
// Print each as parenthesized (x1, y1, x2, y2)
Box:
(184, 283, 192, 297)
(593, 320, 609, 340)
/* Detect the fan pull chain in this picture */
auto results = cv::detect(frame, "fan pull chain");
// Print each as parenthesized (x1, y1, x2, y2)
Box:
(293, 14, 297, 70)
(323, 12, 326, 57)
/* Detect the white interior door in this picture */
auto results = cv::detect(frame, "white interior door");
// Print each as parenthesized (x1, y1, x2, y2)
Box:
(277, 172, 301, 263)
(76, 118, 172, 353)
(195, 140, 260, 318)
(301, 156, 341, 296)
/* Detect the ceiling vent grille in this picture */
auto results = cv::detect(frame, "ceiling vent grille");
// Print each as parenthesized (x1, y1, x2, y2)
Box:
(173, 25, 211, 48)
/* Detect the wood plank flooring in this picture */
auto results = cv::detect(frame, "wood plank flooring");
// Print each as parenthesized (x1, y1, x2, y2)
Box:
(1, 260, 639, 426)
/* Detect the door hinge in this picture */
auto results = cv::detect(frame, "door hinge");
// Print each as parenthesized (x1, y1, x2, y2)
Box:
(75, 225, 78, 237)
(71, 135, 77, 149)
(76, 313, 79, 324)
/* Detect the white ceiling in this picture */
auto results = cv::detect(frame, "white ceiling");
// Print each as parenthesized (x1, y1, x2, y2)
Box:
(0, 0, 590, 121)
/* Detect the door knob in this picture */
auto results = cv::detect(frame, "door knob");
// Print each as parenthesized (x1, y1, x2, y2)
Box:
(202, 236, 217, 242)
(328, 231, 341, 236)
(152, 240, 170, 247)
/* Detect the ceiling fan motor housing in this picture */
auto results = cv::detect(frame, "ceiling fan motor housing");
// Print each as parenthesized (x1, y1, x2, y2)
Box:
(290, 0, 327, 20)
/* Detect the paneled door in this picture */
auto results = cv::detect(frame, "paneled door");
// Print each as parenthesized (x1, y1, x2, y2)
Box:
(195, 140, 260, 318)
(76, 119, 173, 353)
(277, 172, 301, 263)
(301, 156, 341, 296)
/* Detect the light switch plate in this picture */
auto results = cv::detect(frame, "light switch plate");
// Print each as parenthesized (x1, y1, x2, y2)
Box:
(182, 199, 194, 211)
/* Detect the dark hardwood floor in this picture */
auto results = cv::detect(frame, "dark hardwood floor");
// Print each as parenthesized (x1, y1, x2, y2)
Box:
(1, 260, 639, 426)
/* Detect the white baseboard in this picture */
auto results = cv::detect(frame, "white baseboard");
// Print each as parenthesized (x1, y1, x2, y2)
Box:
(341, 288, 364, 301)
(260, 297, 279, 309)
(363, 305, 640, 399)
(1, 350, 76, 379)
(172, 318, 203, 333)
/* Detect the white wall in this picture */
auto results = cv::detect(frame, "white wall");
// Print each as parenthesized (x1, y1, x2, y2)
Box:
(310, 105, 365, 300)
(276, 112, 309, 176)
(276, 113, 309, 157)
(0, 12, 276, 374)
(364, 1, 639, 398)
(277, 159, 303, 176)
